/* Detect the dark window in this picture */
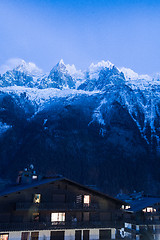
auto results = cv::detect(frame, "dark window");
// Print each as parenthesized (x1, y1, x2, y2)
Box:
(83, 212, 89, 221)
(99, 230, 111, 240)
(31, 232, 39, 240)
(83, 230, 89, 240)
(76, 195, 82, 207)
(32, 213, 40, 222)
(50, 231, 64, 240)
(21, 232, 29, 240)
(75, 230, 82, 240)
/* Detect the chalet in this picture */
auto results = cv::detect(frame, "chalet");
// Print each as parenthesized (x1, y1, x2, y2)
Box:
(0, 166, 129, 240)
(118, 192, 160, 240)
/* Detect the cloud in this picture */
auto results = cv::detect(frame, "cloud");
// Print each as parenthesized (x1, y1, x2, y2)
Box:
(0, 58, 43, 76)
(0, 58, 24, 74)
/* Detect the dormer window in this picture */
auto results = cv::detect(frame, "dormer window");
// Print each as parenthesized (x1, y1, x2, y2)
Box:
(125, 205, 130, 210)
(84, 195, 90, 206)
(33, 194, 41, 203)
(32, 175, 38, 180)
(143, 207, 156, 213)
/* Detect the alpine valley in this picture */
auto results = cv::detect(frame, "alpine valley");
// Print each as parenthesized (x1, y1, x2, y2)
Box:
(0, 59, 160, 195)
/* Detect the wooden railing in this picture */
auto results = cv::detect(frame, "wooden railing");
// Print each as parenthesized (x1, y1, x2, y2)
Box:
(0, 221, 124, 232)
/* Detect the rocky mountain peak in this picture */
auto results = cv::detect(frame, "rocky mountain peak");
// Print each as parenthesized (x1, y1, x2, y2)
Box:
(0, 59, 160, 195)
(14, 60, 43, 78)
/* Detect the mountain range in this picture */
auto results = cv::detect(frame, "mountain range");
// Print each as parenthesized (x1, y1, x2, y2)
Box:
(0, 59, 160, 195)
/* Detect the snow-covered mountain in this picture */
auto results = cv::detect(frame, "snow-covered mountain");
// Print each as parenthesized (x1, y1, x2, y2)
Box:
(0, 60, 44, 88)
(0, 59, 160, 195)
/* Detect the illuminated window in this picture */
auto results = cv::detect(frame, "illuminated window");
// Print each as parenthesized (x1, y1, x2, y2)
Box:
(51, 213, 65, 222)
(32, 175, 37, 180)
(84, 195, 90, 206)
(125, 223, 132, 229)
(143, 207, 156, 213)
(0, 235, 9, 240)
(33, 194, 41, 203)
(147, 207, 153, 212)
(125, 205, 131, 210)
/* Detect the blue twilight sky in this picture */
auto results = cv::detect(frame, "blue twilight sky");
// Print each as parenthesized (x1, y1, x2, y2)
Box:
(0, 0, 160, 75)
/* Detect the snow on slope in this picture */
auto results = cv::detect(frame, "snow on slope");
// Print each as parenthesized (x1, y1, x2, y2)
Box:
(0, 86, 100, 109)
(0, 59, 43, 78)
(14, 60, 44, 79)
(1, 59, 160, 146)
(59, 59, 84, 80)
(0, 122, 11, 135)
(89, 60, 114, 79)
(119, 67, 157, 90)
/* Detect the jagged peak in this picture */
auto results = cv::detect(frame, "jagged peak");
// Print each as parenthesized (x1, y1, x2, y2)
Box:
(50, 60, 84, 80)
(89, 60, 114, 71)
(0, 58, 24, 75)
(59, 59, 65, 65)
(88, 60, 114, 79)
(14, 60, 43, 77)
(0, 58, 43, 78)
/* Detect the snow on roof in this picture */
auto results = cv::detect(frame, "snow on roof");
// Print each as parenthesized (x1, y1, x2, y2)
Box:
(128, 197, 160, 212)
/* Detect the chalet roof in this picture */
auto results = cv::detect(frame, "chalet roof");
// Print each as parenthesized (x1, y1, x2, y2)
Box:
(126, 197, 160, 212)
(0, 176, 124, 204)
(0, 177, 63, 197)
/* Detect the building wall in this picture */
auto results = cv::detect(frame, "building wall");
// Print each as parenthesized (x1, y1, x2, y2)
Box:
(0, 228, 116, 240)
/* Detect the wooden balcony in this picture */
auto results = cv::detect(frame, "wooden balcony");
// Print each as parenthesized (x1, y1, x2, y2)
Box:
(0, 220, 124, 232)
(16, 202, 99, 211)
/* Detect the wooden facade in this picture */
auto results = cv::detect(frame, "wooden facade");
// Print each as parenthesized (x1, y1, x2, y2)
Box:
(0, 175, 129, 240)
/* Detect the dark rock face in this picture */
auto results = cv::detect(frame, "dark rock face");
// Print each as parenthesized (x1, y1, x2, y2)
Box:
(0, 60, 160, 195)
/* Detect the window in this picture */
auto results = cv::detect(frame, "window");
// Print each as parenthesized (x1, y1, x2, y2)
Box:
(76, 195, 82, 204)
(32, 213, 40, 222)
(32, 175, 38, 180)
(51, 213, 65, 222)
(33, 194, 41, 203)
(0, 235, 9, 240)
(99, 230, 111, 240)
(143, 207, 156, 213)
(125, 223, 132, 229)
(125, 205, 130, 210)
(31, 232, 39, 240)
(84, 195, 90, 206)
(50, 231, 64, 240)
(83, 230, 89, 240)
(83, 212, 89, 221)
(21, 232, 30, 240)
(75, 231, 82, 240)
